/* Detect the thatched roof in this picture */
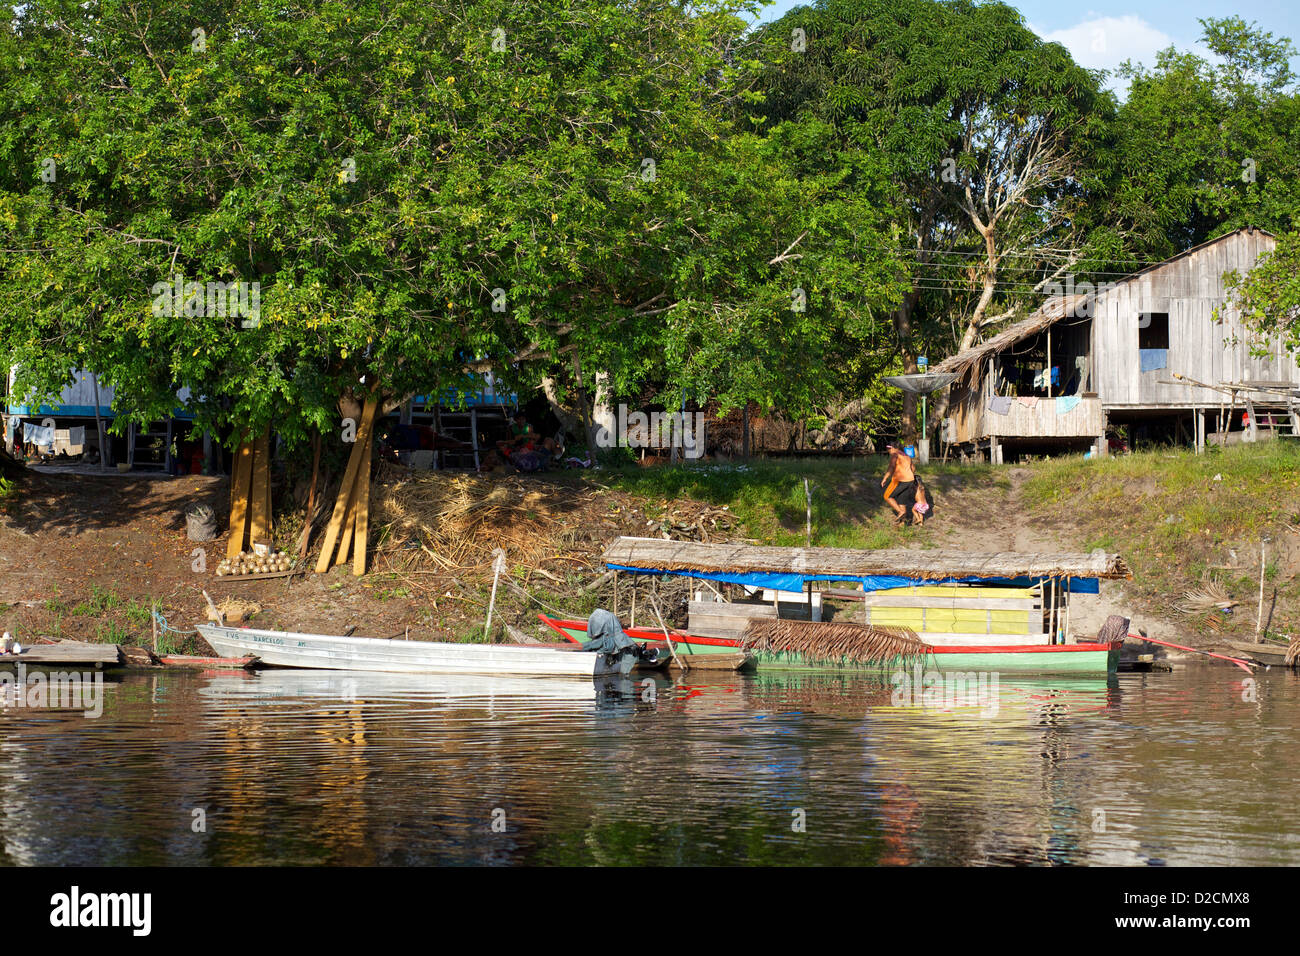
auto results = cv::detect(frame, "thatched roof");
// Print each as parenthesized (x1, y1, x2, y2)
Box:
(602, 537, 1132, 581)
(932, 293, 1090, 377)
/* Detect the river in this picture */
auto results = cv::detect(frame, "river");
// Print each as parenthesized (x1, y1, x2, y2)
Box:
(1, 663, 1296, 865)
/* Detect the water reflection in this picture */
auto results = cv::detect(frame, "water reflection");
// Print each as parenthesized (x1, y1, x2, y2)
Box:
(0, 665, 1297, 865)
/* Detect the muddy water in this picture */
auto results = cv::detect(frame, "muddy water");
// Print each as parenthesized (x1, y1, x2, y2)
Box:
(1, 664, 1296, 865)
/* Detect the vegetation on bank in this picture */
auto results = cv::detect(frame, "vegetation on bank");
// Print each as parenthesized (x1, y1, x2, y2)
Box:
(2, 443, 1295, 651)
(1021, 442, 1300, 642)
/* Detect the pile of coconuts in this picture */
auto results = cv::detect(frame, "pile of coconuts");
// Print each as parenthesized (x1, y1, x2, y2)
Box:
(216, 548, 294, 577)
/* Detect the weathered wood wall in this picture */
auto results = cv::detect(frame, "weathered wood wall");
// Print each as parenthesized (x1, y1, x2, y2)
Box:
(985, 397, 1104, 438)
(1092, 229, 1298, 408)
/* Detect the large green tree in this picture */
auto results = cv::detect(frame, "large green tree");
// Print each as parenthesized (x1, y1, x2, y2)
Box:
(0, 0, 910, 450)
(1106, 17, 1300, 259)
(749, 0, 1114, 439)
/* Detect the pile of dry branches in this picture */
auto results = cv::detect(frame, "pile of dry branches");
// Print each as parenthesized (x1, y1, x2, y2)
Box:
(370, 473, 601, 574)
(740, 618, 932, 666)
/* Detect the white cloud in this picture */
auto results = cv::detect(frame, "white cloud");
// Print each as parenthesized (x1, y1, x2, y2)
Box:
(1032, 15, 1176, 75)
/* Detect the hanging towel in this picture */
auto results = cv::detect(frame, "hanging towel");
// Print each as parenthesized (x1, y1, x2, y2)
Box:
(1016, 396, 1039, 409)
(66, 426, 86, 446)
(1056, 395, 1082, 415)
(988, 396, 1013, 416)
(1139, 348, 1168, 373)
(22, 422, 54, 446)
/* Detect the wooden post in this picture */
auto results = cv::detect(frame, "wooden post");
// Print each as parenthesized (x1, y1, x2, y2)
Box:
(804, 478, 812, 547)
(1256, 539, 1268, 640)
(90, 373, 107, 472)
(1195, 407, 1205, 455)
(742, 403, 750, 459)
(1064, 577, 1071, 643)
(127, 421, 136, 470)
(484, 550, 506, 639)
(1046, 331, 1053, 400)
(164, 417, 174, 474)
(470, 407, 480, 471)
(150, 601, 158, 654)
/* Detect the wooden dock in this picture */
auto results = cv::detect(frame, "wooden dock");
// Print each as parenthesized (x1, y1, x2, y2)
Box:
(1, 641, 122, 665)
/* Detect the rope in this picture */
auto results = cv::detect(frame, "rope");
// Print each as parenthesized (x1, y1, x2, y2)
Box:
(151, 608, 198, 637)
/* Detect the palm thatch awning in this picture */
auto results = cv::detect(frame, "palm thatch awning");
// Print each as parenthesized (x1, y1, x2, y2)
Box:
(932, 293, 1091, 377)
(602, 537, 1131, 582)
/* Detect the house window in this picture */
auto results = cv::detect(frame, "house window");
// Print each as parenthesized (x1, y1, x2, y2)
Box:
(1138, 312, 1169, 350)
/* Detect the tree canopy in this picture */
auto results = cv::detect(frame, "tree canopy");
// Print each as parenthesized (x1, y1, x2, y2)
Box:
(1, 1, 1298, 450)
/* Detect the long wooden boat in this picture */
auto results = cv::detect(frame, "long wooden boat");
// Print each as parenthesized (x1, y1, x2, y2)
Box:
(537, 614, 1118, 675)
(538, 616, 755, 671)
(197, 623, 636, 678)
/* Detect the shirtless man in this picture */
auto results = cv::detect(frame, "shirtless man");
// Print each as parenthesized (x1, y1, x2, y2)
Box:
(880, 442, 918, 524)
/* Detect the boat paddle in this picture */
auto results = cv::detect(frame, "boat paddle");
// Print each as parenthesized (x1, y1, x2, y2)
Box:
(1128, 632, 1254, 674)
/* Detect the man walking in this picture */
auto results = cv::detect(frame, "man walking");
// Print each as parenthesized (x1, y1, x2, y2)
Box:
(880, 442, 918, 525)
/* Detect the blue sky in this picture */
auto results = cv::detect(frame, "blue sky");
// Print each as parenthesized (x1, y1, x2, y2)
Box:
(752, 1, 1300, 92)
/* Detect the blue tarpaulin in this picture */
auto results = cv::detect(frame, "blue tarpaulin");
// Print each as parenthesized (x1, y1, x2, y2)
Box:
(605, 564, 1101, 594)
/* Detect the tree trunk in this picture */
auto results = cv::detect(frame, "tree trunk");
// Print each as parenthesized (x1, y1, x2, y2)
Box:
(540, 376, 584, 439)
(891, 291, 921, 443)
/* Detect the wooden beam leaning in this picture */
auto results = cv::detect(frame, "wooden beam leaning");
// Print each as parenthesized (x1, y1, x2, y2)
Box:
(248, 429, 271, 548)
(315, 396, 380, 573)
(353, 434, 372, 576)
(227, 440, 255, 560)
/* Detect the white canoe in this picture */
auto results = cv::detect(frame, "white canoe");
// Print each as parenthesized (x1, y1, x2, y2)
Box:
(196, 624, 635, 678)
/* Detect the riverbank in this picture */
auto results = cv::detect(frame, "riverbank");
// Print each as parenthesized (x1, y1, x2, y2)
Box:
(0, 443, 1295, 658)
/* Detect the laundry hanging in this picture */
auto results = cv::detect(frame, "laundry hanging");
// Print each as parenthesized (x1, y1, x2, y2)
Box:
(22, 422, 54, 446)
(1056, 395, 1082, 415)
(988, 395, 1013, 415)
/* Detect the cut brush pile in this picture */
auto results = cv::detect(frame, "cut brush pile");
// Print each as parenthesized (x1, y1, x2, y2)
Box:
(370, 473, 604, 574)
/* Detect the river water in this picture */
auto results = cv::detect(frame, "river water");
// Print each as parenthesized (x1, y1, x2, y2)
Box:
(1, 664, 1296, 865)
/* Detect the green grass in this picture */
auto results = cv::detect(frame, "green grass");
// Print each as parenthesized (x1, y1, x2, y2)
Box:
(1021, 441, 1300, 641)
(71, 584, 121, 616)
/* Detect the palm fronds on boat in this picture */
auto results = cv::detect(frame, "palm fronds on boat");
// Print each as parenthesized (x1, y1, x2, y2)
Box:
(740, 618, 932, 666)
(1286, 638, 1300, 668)
(1175, 574, 1237, 615)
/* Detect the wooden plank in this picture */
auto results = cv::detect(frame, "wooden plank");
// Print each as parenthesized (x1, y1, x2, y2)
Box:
(353, 432, 372, 576)
(335, 477, 360, 567)
(248, 430, 271, 547)
(825, 592, 1040, 610)
(227, 441, 255, 560)
(4, 642, 122, 664)
(919, 633, 1050, 647)
(315, 396, 380, 573)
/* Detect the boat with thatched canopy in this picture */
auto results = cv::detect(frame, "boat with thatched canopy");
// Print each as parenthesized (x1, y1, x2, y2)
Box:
(585, 538, 1132, 674)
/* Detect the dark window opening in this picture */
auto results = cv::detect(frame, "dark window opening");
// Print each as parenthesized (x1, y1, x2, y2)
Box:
(1138, 313, 1169, 350)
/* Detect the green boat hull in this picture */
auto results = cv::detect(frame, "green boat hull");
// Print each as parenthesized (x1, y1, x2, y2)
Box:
(751, 646, 1118, 675)
(539, 615, 1118, 676)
